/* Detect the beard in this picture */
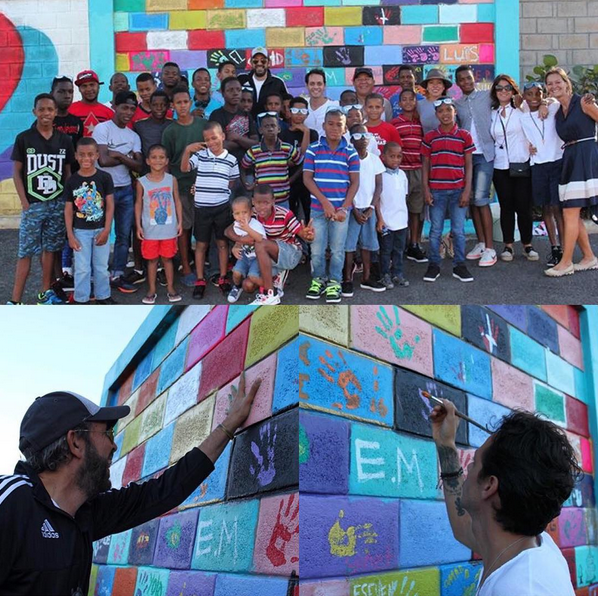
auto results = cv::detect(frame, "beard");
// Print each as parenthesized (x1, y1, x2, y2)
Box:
(75, 439, 112, 499)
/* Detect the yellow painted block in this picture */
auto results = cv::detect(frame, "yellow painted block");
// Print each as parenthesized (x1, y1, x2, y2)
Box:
(169, 395, 215, 464)
(0, 179, 20, 216)
(246, 306, 299, 367)
(120, 415, 142, 457)
(169, 10, 207, 29)
(206, 9, 246, 29)
(266, 27, 305, 48)
(115, 53, 130, 72)
(299, 305, 349, 346)
(324, 6, 362, 26)
(402, 305, 462, 336)
(147, 0, 186, 10)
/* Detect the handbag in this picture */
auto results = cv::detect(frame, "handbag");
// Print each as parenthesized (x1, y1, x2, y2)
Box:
(498, 110, 531, 178)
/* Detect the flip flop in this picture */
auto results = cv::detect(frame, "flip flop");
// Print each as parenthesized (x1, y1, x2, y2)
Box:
(142, 293, 157, 305)
(168, 292, 182, 303)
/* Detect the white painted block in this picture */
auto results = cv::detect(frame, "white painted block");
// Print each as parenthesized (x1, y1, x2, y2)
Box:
(147, 31, 188, 51)
(247, 8, 286, 28)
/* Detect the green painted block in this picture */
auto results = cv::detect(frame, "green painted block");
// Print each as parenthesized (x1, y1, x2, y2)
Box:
(349, 568, 440, 596)
(423, 25, 459, 43)
(139, 393, 167, 443)
(114, 0, 146, 10)
(114, 12, 129, 31)
(121, 415, 142, 457)
(299, 305, 349, 346)
(534, 381, 566, 423)
(402, 305, 461, 337)
(245, 306, 299, 367)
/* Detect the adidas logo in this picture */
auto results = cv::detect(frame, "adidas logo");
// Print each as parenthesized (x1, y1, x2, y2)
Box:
(41, 519, 60, 539)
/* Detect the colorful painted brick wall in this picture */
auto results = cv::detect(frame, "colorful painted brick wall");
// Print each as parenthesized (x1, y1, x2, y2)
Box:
(298, 305, 598, 595)
(90, 305, 300, 596)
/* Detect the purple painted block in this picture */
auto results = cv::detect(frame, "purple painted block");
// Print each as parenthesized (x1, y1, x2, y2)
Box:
(92, 535, 111, 564)
(402, 45, 440, 64)
(527, 306, 560, 354)
(129, 519, 160, 566)
(214, 574, 289, 596)
(170, 50, 207, 70)
(301, 494, 399, 578)
(487, 305, 528, 332)
(271, 67, 307, 88)
(166, 570, 216, 596)
(559, 508, 587, 548)
(154, 509, 199, 569)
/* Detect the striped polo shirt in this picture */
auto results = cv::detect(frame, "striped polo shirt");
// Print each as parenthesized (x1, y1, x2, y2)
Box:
(421, 124, 475, 190)
(256, 205, 303, 250)
(392, 114, 423, 170)
(241, 139, 301, 204)
(303, 136, 360, 211)
(189, 148, 239, 207)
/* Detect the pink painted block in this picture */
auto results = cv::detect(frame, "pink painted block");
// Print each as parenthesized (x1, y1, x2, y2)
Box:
(185, 306, 228, 372)
(542, 305, 570, 328)
(581, 437, 594, 473)
(491, 357, 534, 411)
(478, 43, 494, 63)
(350, 305, 434, 377)
(383, 26, 421, 45)
(345, 66, 383, 86)
(566, 396, 590, 437)
(212, 352, 276, 431)
(301, 580, 350, 595)
(558, 508, 587, 548)
(266, 0, 303, 6)
(253, 492, 299, 575)
(566, 431, 583, 468)
(122, 443, 146, 486)
(305, 26, 344, 47)
(558, 325, 584, 371)
(568, 307, 581, 339)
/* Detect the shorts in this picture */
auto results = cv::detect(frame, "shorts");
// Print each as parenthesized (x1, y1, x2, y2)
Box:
(141, 238, 178, 260)
(272, 239, 302, 272)
(233, 252, 261, 278)
(471, 154, 494, 207)
(345, 208, 380, 252)
(532, 160, 562, 207)
(193, 202, 233, 243)
(180, 185, 194, 230)
(18, 200, 66, 258)
(404, 168, 424, 215)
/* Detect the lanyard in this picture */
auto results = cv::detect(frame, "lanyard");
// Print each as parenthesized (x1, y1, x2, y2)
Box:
(528, 112, 545, 144)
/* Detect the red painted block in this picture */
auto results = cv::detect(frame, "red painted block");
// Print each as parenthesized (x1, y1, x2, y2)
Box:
(117, 370, 135, 406)
(542, 305, 571, 328)
(285, 7, 325, 27)
(567, 396, 590, 437)
(185, 306, 228, 372)
(581, 437, 594, 473)
(188, 30, 226, 50)
(122, 443, 146, 487)
(113, 567, 138, 596)
(569, 306, 581, 339)
(135, 367, 160, 416)
(115, 32, 147, 53)
(459, 23, 494, 44)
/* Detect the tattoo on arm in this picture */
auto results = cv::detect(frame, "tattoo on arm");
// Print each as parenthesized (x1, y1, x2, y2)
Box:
(437, 445, 466, 516)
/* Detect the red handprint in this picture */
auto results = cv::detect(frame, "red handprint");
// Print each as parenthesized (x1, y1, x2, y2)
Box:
(266, 494, 299, 567)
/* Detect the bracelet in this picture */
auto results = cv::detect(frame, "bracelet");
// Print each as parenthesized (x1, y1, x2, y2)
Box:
(337, 207, 348, 213)
(218, 423, 234, 441)
(440, 467, 464, 480)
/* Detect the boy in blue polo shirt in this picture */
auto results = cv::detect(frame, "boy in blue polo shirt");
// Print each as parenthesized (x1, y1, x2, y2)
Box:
(303, 107, 360, 303)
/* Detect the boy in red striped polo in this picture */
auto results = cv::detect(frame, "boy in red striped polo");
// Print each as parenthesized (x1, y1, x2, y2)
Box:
(421, 97, 475, 283)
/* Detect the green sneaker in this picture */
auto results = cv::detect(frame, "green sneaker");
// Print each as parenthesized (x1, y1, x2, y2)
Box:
(306, 278, 325, 300)
(325, 281, 342, 303)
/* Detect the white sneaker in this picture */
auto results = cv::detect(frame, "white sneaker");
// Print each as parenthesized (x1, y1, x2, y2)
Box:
(227, 285, 243, 303)
(250, 289, 281, 305)
(524, 246, 539, 261)
(479, 248, 497, 267)
(466, 242, 486, 260)
(500, 247, 514, 262)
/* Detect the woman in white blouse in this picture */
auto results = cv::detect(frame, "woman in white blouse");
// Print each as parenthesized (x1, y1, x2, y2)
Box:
(490, 74, 539, 262)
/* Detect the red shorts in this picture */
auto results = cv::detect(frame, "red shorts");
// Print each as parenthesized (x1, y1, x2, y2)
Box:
(141, 238, 178, 260)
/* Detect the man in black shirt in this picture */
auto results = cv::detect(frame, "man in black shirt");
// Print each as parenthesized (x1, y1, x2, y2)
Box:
(0, 375, 261, 595)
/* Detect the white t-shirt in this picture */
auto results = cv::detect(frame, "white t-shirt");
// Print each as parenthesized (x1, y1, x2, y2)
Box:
(478, 533, 575, 596)
(305, 98, 339, 138)
(490, 105, 531, 170)
(344, 131, 380, 156)
(379, 169, 408, 231)
(519, 103, 564, 165)
(92, 120, 141, 187)
(470, 117, 484, 155)
(253, 75, 265, 100)
(234, 218, 266, 259)
(352, 152, 386, 209)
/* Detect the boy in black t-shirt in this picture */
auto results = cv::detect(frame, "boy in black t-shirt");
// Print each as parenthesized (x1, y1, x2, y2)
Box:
(9, 94, 74, 305)
(64, 138, 115, 304)
(134, 90, 172, 174)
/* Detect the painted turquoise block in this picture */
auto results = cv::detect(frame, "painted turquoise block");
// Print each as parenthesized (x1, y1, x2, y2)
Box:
(467, 394, 510, 448)
(273, 337, 298, 413)
(509, 326, 547, 382)
(546, 350, 576, 397)
(153, 319, 179, 367)
(135, 567, 170, 596)
(226, 29, 266, 48)
(344, 26, 383, 46)
(575, 367, 590, 405)
(142, 422, 176, 478)
(114, 0, 145, 10)
(433, 329, 493, 399)
(226, 0, 263, 6)
(349, 422, 438, 498)
(440, 561, 483, 596)
(575, 545, 598, 587)
(298, 334, 394, 426)
(113, 431, 124, 461)
(107, 529, 133, 565)
(114, 12, 129, 31)
(129, 13, 169, 31)
(477, 4, 496, 22)
(214, 575, 289, 596)
(534, 382, 566, 424)
(343, 0, 380, 5)
(401, 5, 439, 24)
(322, 68, 347, 87)
(305, 0, 341, 6)
(364, 45, 403, 66)
(133, 349, 155, 392)
(157, 337, 189, 396)
(439, 4, 477, 23)
(95, 566, 116, 596)
(285, 48, 324, 68)
(226, 306, 258, 334)
(191, 500, 259, 572)
(422, 26, 459, 43)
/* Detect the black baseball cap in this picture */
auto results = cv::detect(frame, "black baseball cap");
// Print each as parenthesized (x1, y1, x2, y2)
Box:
(19, 391, 130, 454)
(114, 90, 138, 106)
(353, 68, 374, 80)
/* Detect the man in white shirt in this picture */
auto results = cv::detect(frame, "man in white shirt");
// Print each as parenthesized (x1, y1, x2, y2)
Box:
(431, 400, 578, 596)
(304, 68, 339, 138)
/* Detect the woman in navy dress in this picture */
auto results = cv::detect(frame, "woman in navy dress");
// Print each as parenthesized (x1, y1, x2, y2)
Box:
(544, 67, 598, 277)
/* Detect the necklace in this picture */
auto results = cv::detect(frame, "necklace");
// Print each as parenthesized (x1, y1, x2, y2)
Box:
(529, 112, 545, 144)
(476, 536, 531, 595)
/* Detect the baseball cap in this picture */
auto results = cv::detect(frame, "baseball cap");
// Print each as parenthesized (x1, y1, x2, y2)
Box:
(353, 68, 374, 80)
(19, 391, 130, 454)
(251, 47, 269, 59)
(114, 90, 138, 106)
(75, 70, 103, 86)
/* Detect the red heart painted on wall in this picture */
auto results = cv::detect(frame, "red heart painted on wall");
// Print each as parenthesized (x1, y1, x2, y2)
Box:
(0, 14, 24, 114)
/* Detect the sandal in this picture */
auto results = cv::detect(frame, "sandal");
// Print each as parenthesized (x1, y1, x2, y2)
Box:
(142, 293, 157, 305)
(167, 292, 182, 303)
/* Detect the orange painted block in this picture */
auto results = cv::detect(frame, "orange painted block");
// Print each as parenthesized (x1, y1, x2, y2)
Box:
(439, 43, 480, 64)
(189, 0, 224, 8)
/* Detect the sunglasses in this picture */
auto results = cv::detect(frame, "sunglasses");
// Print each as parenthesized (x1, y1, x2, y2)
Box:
(325, 106, 345, 116)
(290, 107, 308, 115)
(495, 84, 514, 92)
(343, 104, 363, 114)
(258, 111, 279, 119)
(350, 132, 373, 141)
(523, 82, 544, 91)
(52, 75, 73, 85)
(252, 58, 268, 64)
(79, 427, 115, 443)
(433, 98, 454, 107)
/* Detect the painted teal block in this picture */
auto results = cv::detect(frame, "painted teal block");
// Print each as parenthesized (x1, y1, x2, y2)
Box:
(191, 500, 259, 572)
(440, 561, 483, 596)
(509, 327, 547, 382)
(214, 575, 289, 596)
(285, 48, 324, 68)
(422, 25, 459, 43)
(107, 529, 132, 565)
(575, 367, 590, 405)
(142, 422, 175, 478)
(225, 29, 265, 48)
(575, 545, 598, 588)
(305, 0, 341, 5)
(344, 26, 383, 46)
(439, 4, 477, 23)
(114, 12, 129, 31)
(401, 5, 439, 25)
(273, 337, 298, 413)
(433, 329, 493, 399)
(298, 334, 394, 426)
(152, 319, 179, 367)
(322, 68, 346, 87)
(546, 350, 576, 397)
(181, 443, 232, 507)
(365, 45, 403, 66)
(157, 337, 189, 396)
(343, 0, 379, 5)
(349, 422, 438, 498)
(130, 12, 169, 31)
(133, 349, 155, 392)
(534, 382, 566, 424)
(135, 567, 170, 596)
(226, 306, 258, 334)
(115, 0, 146, 10)
(477, 4, 496, 22)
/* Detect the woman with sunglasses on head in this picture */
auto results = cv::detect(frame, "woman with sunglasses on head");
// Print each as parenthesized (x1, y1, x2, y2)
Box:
(418, 68, 454, 134)
(543, 67, 598, 276)
(490, 74, 539, 263)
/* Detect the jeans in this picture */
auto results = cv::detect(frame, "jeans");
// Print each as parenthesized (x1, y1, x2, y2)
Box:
(429, 189, 467, 266)
(111, 185, 134, 278)
(379, 228, 407, 277)
(310, 210, 350, 283)
(472, 154, 494, 206)
(74, 228, 111, 302)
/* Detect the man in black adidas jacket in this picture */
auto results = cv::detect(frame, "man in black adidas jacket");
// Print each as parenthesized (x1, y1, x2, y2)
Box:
(0, 375, 260, 595)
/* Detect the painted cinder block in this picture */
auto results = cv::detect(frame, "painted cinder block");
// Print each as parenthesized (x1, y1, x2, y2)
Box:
(142, 422, 175, 478)
(400, 4, 439, 24)
(133, 349, 155, 393)
(402, 305, 461, 336)
(284, 48, 324, 68)
(365, 44, 404, 66)
(113, 567, 137, 596)
(558, 324, 585, 370)
(115, 0, 146, 11)
(189, 0, 224, 7)
(147, 31, 188, 51)
(122, 443, 146, 487)
(139, 393, 167, 443)
(582, 437, 594, 474)
(110, 455, 126, 490)
(439, 3, 477, 23)
(185, 306, 228, 372)
(129, 519, 160, 566)
(344, 26, 383, 45)
(206, 8, 246, 29)
(402, 45, 440, 65)
(467, 394, 510, 448)
(174, 306, 211, 347)
(129, 12, 169, 31)
(298, 335, 394, 426)
(225, 306, 258, 335)
(569, 306, 581, 339)
(542, 305, 571, 328)
(164, 361, 201, 426)
(400, 500, 471, 567)
(227, 409, 298, 498)
(300, 579, 349, 595)
(362, 5, 401, 25)
(576, 367, 591, 406)
(576, 545, 598, 587)
(433, 329, 492, 399)
(461, 305, 510, 362)
(153, 318, 179, 368)
(440, 562, 483, 596)
(107, 529, 132, 565)
(306, 27, 345, 47)
(266, 27, 306, 48)
(534, 381, 566, 424)
(586, 509, 598, 546)
(349, 422, 438, 499)
(350, 568, 441, 595)
(170, 50, 208, 69)
(383, 25, 421, 44)
(460, 23, 494, 44)
(94, 565, 116, 596)
(247, 8, 286, 27)
(93, 535, 112, 565)
(322, 68, 347, 87)
(561, 547, 577, 587)
(559, 508, 588, 548)
(509, 326, 547, 382)
(395, 367, 469, 445)
(423, 25, 459, 43)
(325, 6, 363, 26)
(191, 500, 260, 572)
(491, 357, 534, 411)
(527, 306, 560, 354)
(136, 367, 161, 416)
(115, 32, 148, 53)
(487, 305, 528, 332)
(214, 574, 289, 596)
(546, 349, 577, 397)
(121, 414, 142, 457)
(226, 0, 262, 6)
(567, 396, 590, 437)
(253, 492, 299, 574)
(245, 306, 298, 367)
(157, 336, 188, 396)
(324, 45, 365, 67)
(273, 337, 298, 413)
(116, 370, 135, 407)
(300, 410, 350, 494)
(134, 567, 170, 596)
(286, 7, 325, 27)
(566, 474, 596, 508)
(226, 29, 266, 49)
(169, 10, 207, 29)
(166, 571, 216, 596)
(170, 395, 215, 464)
(129, 50, 171, 72)
(154, 509, 199, 569)
(301, 494, 399, 578)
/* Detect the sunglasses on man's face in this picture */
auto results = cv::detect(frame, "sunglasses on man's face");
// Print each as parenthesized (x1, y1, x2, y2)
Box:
(495, 84, 514, 92)
(290, 107, 308, 115)
(351, 132, 372, 141)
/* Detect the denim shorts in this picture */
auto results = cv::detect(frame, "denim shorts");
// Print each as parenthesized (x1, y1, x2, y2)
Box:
(272, 240, 302, 271)
(345, 209, 379, 252)
(18, 200, 66, 258)
(471, 154, 494, 207)
(233, 253, 261, 278)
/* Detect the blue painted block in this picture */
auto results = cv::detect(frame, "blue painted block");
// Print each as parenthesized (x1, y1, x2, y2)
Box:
(400, 500, 471, 566)
(157, 337, 189, 396)
(305, 0, 341, 5)
(170, 50, 208, 70)
(167, 571, 217, 596)
(546, 350, 576, 396)
(300, 410, 350, 494)
(509, 326, 547, 382)
(575, 367, 590, 405)
(113, 431, 124, 461)
(191, 500, 259, 572)
(433, 329, 493, 399)
(181, 443, 232, 507)
(487, 305, 527, 332)
(154, 509, 199, 569)
(440, 562, 483, 596)
(273, 337, 299, 413)
(93, 535, 111, 564)
(107, 529, 132, 564)
(298, 334, 394, 426)
(477, 3, 496, 22)
(135, 567, 170, 596)
(364, 45, 403, 66)
(129, 12, 169, 31)
(142, 422, 175, 478)
(95, 565, 116, 596)
(401, 5, 439, 24)
(133, 349, 155, 392)
(467, 394, 510, 448)
(284, 48, 324, 68)
(272, 68, 308, 88)
(214, 575, 288, 596)
(527, 307, 559, 354)
(344, 26, 383, 46)
(129, 519, 160, 566)
(153, 319, 179, 367)
(225, 29, 265, 49)
(439, 4, 477, 23)
(226, 306, 258, 334)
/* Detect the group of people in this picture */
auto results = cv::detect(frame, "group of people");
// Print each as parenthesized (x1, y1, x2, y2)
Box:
(8, 49, 598, 304)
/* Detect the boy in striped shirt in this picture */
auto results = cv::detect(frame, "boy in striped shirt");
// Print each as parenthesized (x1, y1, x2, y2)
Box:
(181, 121, 239, 298)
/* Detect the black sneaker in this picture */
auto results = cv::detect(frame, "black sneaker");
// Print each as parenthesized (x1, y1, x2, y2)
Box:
(341, 281, 354, 297)
(360, 278, 387, 292)
(110, 276, 139, 294)
(50, 281, 69, 303)
(157, 268, 167, 286)
(406, 244, 428, 263)
(453, 264, 474, 282)
(58, 272, 74, 292)
(210, 272, 220, 287)
(546, 246, 562, 268)
(423, 264, 441, 282)
(125, 269, 146, 285)
(96, 297, 118, 304)
(369, 261, 381, 281)
(193, 279, 206, 299)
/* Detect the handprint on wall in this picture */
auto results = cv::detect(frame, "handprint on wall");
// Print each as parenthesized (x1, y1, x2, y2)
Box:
(317, 348, 362, 410)
(266, 494, 299, 567)
(375, 306, 420, 360)
(328, 509, 378, 557)
(250, 422, 277, 486)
